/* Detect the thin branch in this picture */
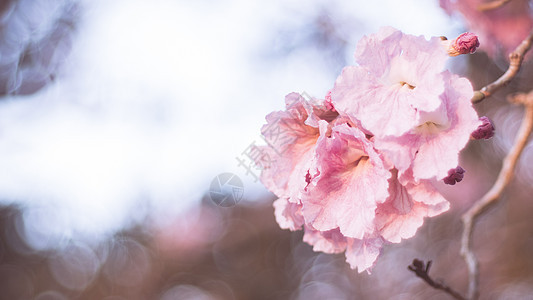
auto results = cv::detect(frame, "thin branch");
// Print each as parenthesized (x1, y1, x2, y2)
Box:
(408, 259, 466, 300)
(471, 29, 533, 104)
(477, 0, 513, 11)
(461, 91, 533, 300)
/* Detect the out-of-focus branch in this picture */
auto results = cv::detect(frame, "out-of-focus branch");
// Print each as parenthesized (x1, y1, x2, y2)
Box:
(461, 90, 533, 300)
(471, 29, 533, 104)
(477, 0, 513, 11)
(408, 259, 466, 300)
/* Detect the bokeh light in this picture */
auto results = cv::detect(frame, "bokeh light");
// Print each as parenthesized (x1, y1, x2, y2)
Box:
(1, 0, 533, 299)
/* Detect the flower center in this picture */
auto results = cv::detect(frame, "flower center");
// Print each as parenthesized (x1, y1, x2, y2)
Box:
(414, 121, 446, 135)
(399, 81, 415, 89)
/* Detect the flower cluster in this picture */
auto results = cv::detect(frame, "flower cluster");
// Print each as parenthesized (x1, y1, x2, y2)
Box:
(256, 27, 481, 273)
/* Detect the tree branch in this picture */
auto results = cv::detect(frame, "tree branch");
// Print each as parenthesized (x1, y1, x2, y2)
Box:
(477, 0, 513, 11)
(471, 29, 533, 104)
(408, 259, 466, 300)
(461, 91, 533, 300)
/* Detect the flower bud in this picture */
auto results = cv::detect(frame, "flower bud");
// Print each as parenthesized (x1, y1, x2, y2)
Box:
(445, 32, 480, 56)
(443, 166, 465, 185)
(471, 116, 495, 140)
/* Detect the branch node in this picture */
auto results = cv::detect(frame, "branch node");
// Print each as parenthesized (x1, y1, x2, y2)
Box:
(471, 28, 533, 104)
(477, 0, 513, 11)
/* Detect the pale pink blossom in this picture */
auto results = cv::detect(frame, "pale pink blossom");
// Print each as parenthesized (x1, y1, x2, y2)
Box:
(374, 72, 481, 181)
(298, 121, 449, 272)
(301, 121, 391, 239)
(331, 27, 449, 137)
(256, 92, 337, 201)
(440, 0, 533, 57)
(376, 169, 449, 243)
(296, 168, 449, 272)
(258, 27, 474, 273)
(264, 106, 454, 272)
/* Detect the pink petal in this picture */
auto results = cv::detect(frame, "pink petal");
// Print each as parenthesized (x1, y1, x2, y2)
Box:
(273, 198, 305, 231)
(258, 93, 338, 199)
(332, 28, 448, 138)
(303, 227, 347, 254)
(302, 124, 390, 239)
(375, 170, 449, 243)
(375, 72, 480, 181)
(345, 237, 384, 273)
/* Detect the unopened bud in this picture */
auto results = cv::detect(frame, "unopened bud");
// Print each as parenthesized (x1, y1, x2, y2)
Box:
(471, 116, 495, 139)
(443, 166, 465, 185)
(444, 32, 480, 56)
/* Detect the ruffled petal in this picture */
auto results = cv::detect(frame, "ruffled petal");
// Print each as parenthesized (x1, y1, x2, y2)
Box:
(375, 170, 449, 243)
(332, 28, 449, 138)
(303, 227, 347, 254)
(302, 124, 390, 239)
(273, 198, 305, 231)
(345, 237, 384, 273)
(257, 93, 339, 199)
(375, 72, 480, 181)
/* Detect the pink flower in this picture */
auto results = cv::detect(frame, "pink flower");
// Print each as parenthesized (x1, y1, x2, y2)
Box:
(256, 92, 338, 201)
(376, 169, 449, 243)
(374, 72, 480, 181)
(331, 27, 449, 138)
(268, 123, 451, 272)
(297, 122, 448, 272)
(301, 122, 391, 239)
(259, 28, 474, 273)
(440, 0, 533, 57)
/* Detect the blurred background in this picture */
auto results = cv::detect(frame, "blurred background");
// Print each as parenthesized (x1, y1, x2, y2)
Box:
(1, 0, 533, 299)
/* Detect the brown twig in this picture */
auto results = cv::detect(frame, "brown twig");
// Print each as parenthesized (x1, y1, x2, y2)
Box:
(408, 259, 466, 300)
(461, 91, 533, 300)
(471, 29, 533, 104)
(477, 0, 513, 11)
